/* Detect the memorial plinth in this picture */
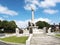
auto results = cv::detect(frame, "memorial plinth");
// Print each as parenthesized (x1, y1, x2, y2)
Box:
(29, 26, 40, 34)
(32, 26, 40, 34)
(28, 7, 40, 34)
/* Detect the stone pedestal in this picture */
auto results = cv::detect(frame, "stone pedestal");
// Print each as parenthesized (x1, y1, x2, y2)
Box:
(16, 28, 20, 37)
(29, 26, 40, 34)
(47, 27, 53, 35)
(43, 27, 46, 34)
(48, 27, 51, 34)
(33, 26, 40, 34)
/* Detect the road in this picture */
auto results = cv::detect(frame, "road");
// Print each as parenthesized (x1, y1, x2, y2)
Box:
(0, 41, 25, 45)
(0, 41, 11, 45)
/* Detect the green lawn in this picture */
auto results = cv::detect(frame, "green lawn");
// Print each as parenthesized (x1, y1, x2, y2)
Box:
(0, 36, 28, 43)
(55, 34, 60, 37)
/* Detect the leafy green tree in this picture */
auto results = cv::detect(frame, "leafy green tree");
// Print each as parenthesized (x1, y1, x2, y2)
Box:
(0, 20, 2, 29)
(2, 20, 8, 30)
(36, 21, 50, 29)
(8, 21, 17, 30)
(43, 21, 50, 27)
(0, 20, 17, 33)
(5, 21, 17, 33)
(59, 23, 60, 29)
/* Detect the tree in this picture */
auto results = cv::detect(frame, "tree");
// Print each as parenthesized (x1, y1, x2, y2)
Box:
(2, 20, 8, 30)
(43, 21, 50, 27)
(59, 23, 60, 29)
(0, 20, 17, 33)
(4, 21, 17, 33)
(0, 20, 2, 29)
(36, 21, 50, 29)
(8, 21, 17, 30)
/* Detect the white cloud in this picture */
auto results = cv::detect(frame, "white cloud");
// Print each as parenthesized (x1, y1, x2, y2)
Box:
(15, 18, 51, 28)
(15, 20, 30, 28)
(39, 0, 56, 8)
(0, 17, 4, 21)
(34, 18, 51, 23)
(25, 0, 39, 5)
(0, 5, 18, 16)
(43, 9, 58, 14)
(24, 4, 37, 10)
(39, 0, 60, 8)
(24, 0, 60, 10)
(24, 0, 39, 10)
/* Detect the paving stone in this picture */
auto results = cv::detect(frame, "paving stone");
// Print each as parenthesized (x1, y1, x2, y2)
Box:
(31, 34, 60, 45)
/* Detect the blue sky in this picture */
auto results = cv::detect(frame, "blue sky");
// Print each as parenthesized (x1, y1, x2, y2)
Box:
(0, 0, 60, 28)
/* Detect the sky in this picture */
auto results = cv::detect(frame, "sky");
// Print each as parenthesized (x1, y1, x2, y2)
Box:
(0, 0, 60, 28)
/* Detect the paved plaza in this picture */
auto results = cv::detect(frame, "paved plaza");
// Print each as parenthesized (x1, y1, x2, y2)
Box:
(31, 34, 60, 45)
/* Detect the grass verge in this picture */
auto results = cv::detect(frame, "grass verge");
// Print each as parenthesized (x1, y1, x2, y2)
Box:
(55, 34, 60, 37)
(0, 36, 28, 44)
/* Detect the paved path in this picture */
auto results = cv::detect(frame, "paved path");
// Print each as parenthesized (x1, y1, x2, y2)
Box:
(31, 34, 60, 45)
